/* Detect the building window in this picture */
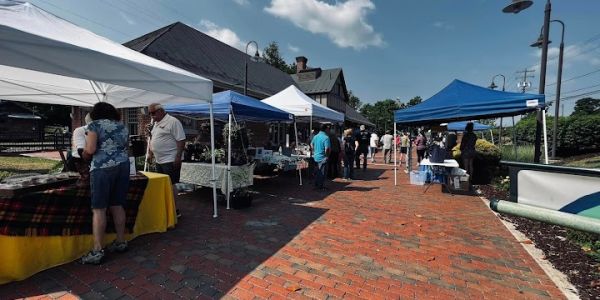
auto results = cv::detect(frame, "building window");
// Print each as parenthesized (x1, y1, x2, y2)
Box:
(127, 108, 139, 135)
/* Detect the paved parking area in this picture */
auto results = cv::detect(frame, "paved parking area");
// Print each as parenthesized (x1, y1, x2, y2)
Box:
(0, 160, 565, 299)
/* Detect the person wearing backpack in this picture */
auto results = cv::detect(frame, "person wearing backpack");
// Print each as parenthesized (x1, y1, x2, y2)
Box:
(342, 128, 358, 181)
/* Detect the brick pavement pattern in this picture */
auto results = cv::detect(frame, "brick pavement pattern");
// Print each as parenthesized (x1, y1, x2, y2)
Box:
(0, 157, 565, 299)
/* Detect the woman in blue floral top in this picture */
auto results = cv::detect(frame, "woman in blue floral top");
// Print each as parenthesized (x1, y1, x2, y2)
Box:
(81, 102, 130, 264)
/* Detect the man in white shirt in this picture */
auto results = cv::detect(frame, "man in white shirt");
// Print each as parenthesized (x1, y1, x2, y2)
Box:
(71, 113, 92, 186)
(146, 103, 186, 217)
(380, 130, 394, 164)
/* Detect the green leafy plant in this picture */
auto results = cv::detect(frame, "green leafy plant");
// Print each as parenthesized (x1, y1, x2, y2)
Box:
(452, 139, 501, 161)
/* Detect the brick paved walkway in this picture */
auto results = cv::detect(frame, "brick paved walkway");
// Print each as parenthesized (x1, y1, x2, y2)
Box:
(0, 160, 565, 299)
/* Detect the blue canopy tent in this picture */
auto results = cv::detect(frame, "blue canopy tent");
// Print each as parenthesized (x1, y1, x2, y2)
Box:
(165, 90, 294, 208)
(394, 79, 545, 125)
(164, 90, 293, 122)
(392, 79, 546, 185)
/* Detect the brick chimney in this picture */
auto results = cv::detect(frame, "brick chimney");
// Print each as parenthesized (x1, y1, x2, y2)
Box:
(295, 56, 307, 73)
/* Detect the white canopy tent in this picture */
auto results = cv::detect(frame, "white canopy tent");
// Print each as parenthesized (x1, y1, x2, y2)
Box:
(0, 1, 222, 217)
(262, 85, 345, 124)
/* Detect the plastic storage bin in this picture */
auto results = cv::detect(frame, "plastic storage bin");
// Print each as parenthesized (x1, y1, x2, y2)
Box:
(410, 171, 426, 185)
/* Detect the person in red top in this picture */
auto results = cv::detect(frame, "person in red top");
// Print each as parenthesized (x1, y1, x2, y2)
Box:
(414, 131, 427, 163)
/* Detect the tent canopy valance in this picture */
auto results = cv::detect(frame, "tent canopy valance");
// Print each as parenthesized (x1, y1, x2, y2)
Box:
(0, 1, 213, 107)
(394, 79, 545, 125)
(164, 90, 294, 122)
(262, 85, 344, 123)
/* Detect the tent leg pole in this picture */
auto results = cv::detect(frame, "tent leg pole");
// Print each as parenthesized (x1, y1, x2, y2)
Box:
(512, 116, 517, 160)
(294, 120, 302, 186)
(227, 111, 232, 209)
(499, 117, 503, 150)
(394, 122, 397, 186)
(490, 129, 494, 144)
(542, 109, 549, 164)
(209, 101, 218, 218)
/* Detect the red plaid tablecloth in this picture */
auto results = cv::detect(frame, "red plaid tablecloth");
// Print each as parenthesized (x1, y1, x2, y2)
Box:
(0, 174, 148, 236)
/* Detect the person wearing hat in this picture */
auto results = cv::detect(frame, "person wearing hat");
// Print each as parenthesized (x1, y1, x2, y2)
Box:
(355, 125, 370, 170)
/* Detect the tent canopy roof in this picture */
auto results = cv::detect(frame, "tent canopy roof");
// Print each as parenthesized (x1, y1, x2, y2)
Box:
(344, 103, 374, 127)
(394, 79, 545, 125)
(261, 85, 344, 123)
(164, 90, 293, 123)
(0, 1, 213, 107)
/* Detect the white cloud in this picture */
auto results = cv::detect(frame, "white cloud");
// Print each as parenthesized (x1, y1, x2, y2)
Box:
(432, 21, 454, 31)
(119, 11, 135, 25)
(264, 0, 384, 50)
(287, 43, 300, 53)
(198, 20, 245, 50)
(233, 0, 249, 6)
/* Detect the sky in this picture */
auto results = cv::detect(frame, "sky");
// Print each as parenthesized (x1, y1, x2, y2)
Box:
(27, 0, 600, 117)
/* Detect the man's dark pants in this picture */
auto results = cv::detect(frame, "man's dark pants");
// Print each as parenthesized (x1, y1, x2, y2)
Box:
(355, 147, 368, 169)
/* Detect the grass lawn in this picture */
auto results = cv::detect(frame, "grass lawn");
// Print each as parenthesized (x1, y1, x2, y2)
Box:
(0, 156, 62, 181)
(556, 153, 600, 169)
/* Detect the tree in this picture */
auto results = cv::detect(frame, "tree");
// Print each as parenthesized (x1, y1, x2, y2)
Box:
(360, 99, 400, 132)
(262, 41, 297, 74)
(396, 96, 422, 109)
(347, 90, 362, 110)
(572, 97, 600, 116)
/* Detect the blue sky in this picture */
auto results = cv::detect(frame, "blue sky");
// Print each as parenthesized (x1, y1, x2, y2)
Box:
(29, 0, 600, 116)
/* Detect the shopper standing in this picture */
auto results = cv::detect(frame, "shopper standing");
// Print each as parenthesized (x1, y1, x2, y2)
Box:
(342, 128, 358, 181)
(380, 130, 394, 164)
(81, 103, 130, 264)
(415, 131, 427, 163)
(355, 125, 370, 170)
(311, 124, 331, 190)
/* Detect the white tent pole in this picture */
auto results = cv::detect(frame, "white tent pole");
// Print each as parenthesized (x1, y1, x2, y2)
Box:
(226, 109, 232, 209)
(490, 129, 494, 144)
(294, 120, 302, 186)
(512, 116, 517, 160)
(209, 101, 218, 218)
(394, 122, 397, 186)
(542, 108, 549, 164)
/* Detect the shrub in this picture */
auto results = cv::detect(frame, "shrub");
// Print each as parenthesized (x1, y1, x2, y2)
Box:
(452, 139, 501, 161)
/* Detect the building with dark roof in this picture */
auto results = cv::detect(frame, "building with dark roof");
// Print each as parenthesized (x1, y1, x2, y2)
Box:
(290, 56, 348, 115)
(124, 22, 297, 100)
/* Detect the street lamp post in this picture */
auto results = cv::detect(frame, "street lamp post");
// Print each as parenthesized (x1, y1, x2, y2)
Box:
(532, 20, 564, 159)
(244, 41, 260, 96)
(503, 0, 550, 164)
(488, 74, 506, 91)
(489, 74, 506, 147)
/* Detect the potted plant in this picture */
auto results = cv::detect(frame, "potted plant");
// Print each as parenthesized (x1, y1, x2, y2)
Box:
(222, 122, 253, 166)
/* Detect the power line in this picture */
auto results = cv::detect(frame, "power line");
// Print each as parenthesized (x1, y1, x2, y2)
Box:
(546, 67, 600, 87)
(547, 82, 600, 98)
(34, 0, 130, 39)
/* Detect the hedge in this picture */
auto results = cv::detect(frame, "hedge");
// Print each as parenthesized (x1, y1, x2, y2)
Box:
(513, 114, 600, 156)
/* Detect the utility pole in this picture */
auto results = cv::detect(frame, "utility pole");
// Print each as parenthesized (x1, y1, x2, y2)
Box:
(516, 68, 536, 93)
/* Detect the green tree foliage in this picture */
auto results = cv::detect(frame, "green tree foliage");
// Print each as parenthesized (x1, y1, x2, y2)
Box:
(572, 97, 600, 116)
(360, 99, 400, 132)
(396, 96, 423, 109)
(262, 41, 296, 74)
(347, 90, 362, 110)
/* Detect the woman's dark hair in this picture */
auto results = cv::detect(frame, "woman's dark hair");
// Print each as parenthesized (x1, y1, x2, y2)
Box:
(90, 102, 120, 121)
(465, 122, 474, 133)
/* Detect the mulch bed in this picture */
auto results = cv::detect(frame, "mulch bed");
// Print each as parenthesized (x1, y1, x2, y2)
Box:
(478, 184, 600, 300)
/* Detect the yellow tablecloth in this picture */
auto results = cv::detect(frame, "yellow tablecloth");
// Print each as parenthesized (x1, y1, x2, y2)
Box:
(0, 172, 176, 284)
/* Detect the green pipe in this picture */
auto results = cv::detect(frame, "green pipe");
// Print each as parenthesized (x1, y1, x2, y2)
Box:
(490, 199, 600, 235)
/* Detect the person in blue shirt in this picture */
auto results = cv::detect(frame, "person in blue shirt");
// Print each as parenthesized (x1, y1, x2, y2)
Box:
(311, 124, 331, 190)
(81, 102, 130, 265)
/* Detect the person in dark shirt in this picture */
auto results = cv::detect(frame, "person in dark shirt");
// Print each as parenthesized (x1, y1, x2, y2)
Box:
(327, 125, 341, 179)
(355, 125, 370, 170)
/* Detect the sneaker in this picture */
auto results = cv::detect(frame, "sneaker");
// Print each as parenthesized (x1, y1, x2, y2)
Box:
(80, 249, 104, 265)
(176, 209, 182, 218)
(106, 240, 128, 253)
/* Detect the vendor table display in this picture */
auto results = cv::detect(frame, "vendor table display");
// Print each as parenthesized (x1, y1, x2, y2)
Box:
(0, 172, 176, 284)
(180, 162, 254, 193)
(259, 154, 306, 172)
(419, 159, 460, 194)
